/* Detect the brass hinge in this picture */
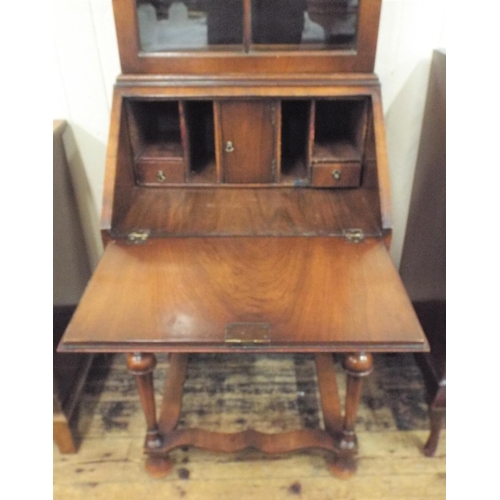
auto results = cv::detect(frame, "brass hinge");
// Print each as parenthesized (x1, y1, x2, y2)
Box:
(225, 322, 271, 346)
(343, 228, 365, 243)
(126, 229, 150, 244)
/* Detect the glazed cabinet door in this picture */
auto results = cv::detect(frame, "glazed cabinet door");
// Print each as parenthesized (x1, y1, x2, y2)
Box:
(217, 101, 277, 184)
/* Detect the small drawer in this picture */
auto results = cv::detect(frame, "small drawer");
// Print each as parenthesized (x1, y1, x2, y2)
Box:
(135, 160, 185, 186)
(311, 162, 361, 188)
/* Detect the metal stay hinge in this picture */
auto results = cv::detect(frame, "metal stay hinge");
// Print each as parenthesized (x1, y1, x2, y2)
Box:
(126, 229, 150, 244)
(343, 228, 365, 244)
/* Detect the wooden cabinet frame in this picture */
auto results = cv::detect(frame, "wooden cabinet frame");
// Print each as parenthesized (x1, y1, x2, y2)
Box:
(101, 76, 392, 242)
(113, 0, 382, 74)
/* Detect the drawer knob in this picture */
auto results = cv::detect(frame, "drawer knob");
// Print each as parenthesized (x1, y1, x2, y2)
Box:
(156, 170, 166, 182)
(331, 169, 342, 180)
(225, 141, 235, 153)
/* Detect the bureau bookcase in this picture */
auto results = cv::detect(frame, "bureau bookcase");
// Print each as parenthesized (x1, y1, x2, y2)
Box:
(59, 0, 428, 478)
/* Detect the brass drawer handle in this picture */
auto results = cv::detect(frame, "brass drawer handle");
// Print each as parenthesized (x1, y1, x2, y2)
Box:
(225, 141, 235, 153)
(331, 169, 342, 180)
(157, 170, 166, 182)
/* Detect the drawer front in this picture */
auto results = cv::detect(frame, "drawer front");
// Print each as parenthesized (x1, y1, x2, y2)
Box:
(135, 160, 185, 186)
(311, 162, 361, 188)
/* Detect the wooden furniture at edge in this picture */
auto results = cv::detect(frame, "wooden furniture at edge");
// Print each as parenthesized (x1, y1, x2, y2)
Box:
(58, 0, 429, 478)
(400, 50, 446, 457)
(53, 121, 93, 453)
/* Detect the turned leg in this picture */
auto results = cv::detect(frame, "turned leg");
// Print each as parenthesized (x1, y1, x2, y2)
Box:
(127, 353, 172, 478)
(329, 352, 373, 478)
(424, 407, 445, 457)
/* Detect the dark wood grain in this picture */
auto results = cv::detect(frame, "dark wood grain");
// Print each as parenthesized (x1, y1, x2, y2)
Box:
(114, 187, 382, 237)
(218, 101, 276, 183)
(60, 237, 427, 353)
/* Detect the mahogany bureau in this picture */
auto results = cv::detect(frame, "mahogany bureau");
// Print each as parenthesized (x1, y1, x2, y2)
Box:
(58, 0, 429, 478)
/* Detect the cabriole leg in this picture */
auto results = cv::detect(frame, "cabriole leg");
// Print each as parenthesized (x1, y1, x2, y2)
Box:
(127, 352, 172, 478)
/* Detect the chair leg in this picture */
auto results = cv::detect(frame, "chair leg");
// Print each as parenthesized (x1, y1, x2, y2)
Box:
(53, 417, 77, 454)
(424, 407, 445, 457)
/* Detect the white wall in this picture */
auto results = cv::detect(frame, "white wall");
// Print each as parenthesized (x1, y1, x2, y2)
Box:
(53, 0, 446, 268)
(376, 0, 446, 266)
(53, 0, 120, 269)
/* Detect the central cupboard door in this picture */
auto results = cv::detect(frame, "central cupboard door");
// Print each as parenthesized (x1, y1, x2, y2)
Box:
(218, 101, 277, 183)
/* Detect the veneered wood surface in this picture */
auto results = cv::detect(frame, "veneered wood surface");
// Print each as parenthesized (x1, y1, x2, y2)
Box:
(151, 428, 338, 455)
(100, 84, 389, 235)
(312, 141, 361, 162)
(218, 101, 276, 183)
(60, 237, 427, 353)
(135, 160, 185, 185)
(112, 0, 382, 75)
(115, 187, 382, 237)
(143, 354, 353, 460)
(311, 162, 361, 188)
(137, 143, 184, 161)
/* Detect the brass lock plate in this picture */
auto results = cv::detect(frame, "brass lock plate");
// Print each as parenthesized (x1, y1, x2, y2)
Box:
(225, 322, 271, 345)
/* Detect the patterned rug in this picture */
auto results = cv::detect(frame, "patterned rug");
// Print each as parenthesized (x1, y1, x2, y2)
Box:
(74, 352, 432, 441)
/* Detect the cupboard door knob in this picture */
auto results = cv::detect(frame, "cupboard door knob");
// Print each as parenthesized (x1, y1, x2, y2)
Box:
(331, 169, 342, 180)
(225, 141, 235, 153)
(157, 170, 166, 182)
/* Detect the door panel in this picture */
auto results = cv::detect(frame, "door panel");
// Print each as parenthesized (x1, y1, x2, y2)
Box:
(219, 101, 276, 184)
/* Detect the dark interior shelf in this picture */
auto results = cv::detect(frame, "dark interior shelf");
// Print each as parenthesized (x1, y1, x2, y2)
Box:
(185, 100, 217, 184)
(312, 99, 368, 163)
(137, 142, 184, 161)
(312, 140, 361, 163)
(122, 97, 372, 188)
(127, 100, 184, 161)
(280, 100, 310, 184)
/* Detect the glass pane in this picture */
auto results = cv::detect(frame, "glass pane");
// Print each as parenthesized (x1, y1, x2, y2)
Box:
(251, 0, 359, 49)
(137, 1, 243, 51)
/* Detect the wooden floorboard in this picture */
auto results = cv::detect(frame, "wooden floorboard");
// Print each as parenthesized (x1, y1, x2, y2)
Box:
(54, 353, 445, 499)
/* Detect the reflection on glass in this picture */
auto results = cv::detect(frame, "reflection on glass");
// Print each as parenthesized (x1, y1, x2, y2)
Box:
(136, 0, 243, 51)
(251, 0, 359, 48)
(136, 0, 358, 52)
